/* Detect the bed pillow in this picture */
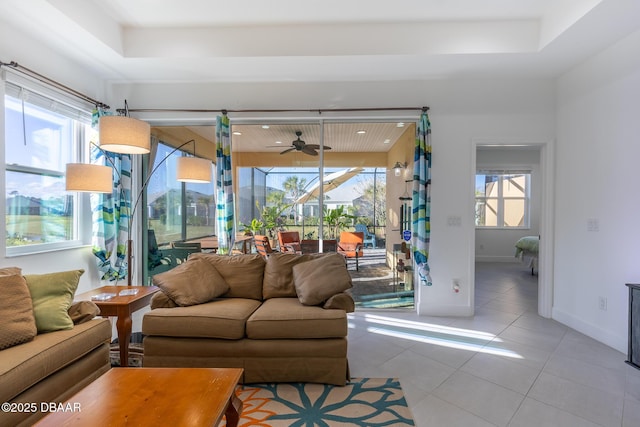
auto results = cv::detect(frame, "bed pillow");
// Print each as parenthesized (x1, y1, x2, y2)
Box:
(152, 258, 229, 306)
(24, 269, 84, 333)
(292, 253, 352, 306)
(0, 271, 37, 350)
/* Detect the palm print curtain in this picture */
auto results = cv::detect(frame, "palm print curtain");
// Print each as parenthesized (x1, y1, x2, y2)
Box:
(216, 114, 235, 253)
(412, 112, 432, 285)
(91, 109, 131, 280)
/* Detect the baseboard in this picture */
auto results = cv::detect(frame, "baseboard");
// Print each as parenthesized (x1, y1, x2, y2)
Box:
(552, 307, 627, 354)
(475, 256, 520, 263)
(417, 304, 473, 317)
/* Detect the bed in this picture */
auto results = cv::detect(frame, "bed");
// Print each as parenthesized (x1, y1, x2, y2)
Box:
(515, 235, 539, 275)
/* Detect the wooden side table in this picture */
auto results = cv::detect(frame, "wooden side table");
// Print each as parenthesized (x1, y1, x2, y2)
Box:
(75, 285, 159, 366)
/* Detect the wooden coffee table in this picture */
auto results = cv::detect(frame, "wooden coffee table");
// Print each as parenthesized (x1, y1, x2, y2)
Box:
(75, 285, 159, 366)
(35, 368, 243, 426)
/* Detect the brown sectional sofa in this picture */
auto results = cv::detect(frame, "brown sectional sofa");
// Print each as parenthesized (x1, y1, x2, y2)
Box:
(143, 252, 354, 386)
(0, 267, 112, 426)
(0, 308, 111, 427)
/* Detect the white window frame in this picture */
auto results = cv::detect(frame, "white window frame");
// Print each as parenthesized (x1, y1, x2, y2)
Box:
(3, 75, 94, 256)
(475, 169, 531, 229)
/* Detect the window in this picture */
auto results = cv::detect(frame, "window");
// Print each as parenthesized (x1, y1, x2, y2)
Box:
(145, 141, 215, 246)
(4, 80, 93, 254)
(475, 171, 530, 228)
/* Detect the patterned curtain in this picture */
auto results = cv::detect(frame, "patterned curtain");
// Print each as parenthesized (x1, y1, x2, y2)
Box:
(412, 112, 432, 286)
(91, 109, 132, 280)
(215, 114, 235, 253)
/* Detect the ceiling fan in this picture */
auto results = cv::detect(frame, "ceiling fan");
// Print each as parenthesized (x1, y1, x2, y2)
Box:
(271, 131, 332, 156)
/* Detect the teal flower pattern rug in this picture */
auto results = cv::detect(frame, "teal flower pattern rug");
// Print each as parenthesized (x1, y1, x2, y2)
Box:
(222, 378, 414, 426)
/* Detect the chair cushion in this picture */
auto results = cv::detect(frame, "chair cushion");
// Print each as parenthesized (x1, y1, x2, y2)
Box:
(24, 270, 84, 333)
(152, 257, 229, 306)
(143, 298, 262, 340)
(246, 298, 348, 339)
(292, 253, 352, 305)
(0, 272, 37, 350)
(190, 253, 265, 300)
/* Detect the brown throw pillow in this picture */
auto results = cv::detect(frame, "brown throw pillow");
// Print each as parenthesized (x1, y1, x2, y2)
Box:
(0, 273, 37, 350)
(292, 253, 353, 306)
(152, 258, 229, 306)
(0, 266, 22, 277)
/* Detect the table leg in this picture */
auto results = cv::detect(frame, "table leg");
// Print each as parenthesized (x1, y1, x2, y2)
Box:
(224, 394, 243, 427)
(115, 313, 132, 367)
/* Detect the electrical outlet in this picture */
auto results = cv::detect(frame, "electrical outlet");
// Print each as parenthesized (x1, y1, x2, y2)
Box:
(598, 296, 607, 311)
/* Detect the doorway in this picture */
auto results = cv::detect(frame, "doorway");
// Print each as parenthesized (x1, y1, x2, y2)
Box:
(472, 140, 554, 318)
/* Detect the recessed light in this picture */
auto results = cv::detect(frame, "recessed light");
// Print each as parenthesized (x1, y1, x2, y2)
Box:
(396, 122, 405, 128)
(275, 141, 282, 144)
(232, 131, 242, 135)
(356, 130, 366, 134)
(383, 139, 391, 144)
(262, 125, 270, 129)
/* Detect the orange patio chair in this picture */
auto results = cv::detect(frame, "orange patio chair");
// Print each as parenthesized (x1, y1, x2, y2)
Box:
(337, 231, 364, 271)
(278, 231, 302, 254)
(254, 235, 275, 259)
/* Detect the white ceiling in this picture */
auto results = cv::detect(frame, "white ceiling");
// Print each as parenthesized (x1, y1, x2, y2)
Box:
(2, 0, 640, 152)
(2, 0, 640, 83)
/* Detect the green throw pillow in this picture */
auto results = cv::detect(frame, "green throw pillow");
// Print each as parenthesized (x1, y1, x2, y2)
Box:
(24, 269, 84, 333)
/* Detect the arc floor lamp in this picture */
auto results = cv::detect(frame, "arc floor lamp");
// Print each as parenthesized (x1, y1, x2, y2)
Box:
(66, 106, 212, 285)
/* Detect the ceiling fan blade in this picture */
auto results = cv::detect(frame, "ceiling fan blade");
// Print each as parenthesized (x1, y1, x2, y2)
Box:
(304, 144, 332, 150)
(302, 146, 318, 156)
(280, 147, 296, 155)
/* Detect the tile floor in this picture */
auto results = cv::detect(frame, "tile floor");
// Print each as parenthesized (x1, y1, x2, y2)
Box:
(347, 262, 640, 427)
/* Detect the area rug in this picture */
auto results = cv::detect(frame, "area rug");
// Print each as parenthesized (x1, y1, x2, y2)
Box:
(109, 332, 144, 367)
(221, 378, 415, 426)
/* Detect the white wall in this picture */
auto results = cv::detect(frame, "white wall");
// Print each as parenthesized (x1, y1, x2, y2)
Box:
(1, 20, 107, 294)
(554, 28, 640, 353)
(475, 147, 541, 262)
(3, 21, 557, 318)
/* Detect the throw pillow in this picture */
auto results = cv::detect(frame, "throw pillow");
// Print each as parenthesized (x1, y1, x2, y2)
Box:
(0, 266, 22, 277)
(0, 273, 37, 350)
(292, 253, 353, 306)
(152, 257, 229, 306)
(24, 269, 84, 333)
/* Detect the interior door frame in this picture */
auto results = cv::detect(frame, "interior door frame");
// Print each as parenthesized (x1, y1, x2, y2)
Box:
(471, 138, 554, 318)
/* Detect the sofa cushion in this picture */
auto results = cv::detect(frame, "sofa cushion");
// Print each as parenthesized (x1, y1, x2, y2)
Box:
(262, 252, 327, 299)
(0, 318, 111, 404)
(24, 269, 84, 333)
(0, 273, 37, 350)
(152, 257, 229, 306)
(246, 298, 348, 339)
(143, 298, 262, 340)
(292, 253, 352, 305)
(190, 253, 265, 300)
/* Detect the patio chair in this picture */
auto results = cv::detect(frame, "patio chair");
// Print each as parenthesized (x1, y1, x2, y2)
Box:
(254, 235, 276, 259)
(278, 231, 302, 254)
(171, 241, 202, 251)
(355, 224, 376, 248)
(338, 231, 364, 271)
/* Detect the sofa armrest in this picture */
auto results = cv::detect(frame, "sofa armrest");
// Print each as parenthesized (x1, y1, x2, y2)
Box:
(150, 291, 179, 309)
(323, 292, 355, 313)
(68, 300, 100, 324)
